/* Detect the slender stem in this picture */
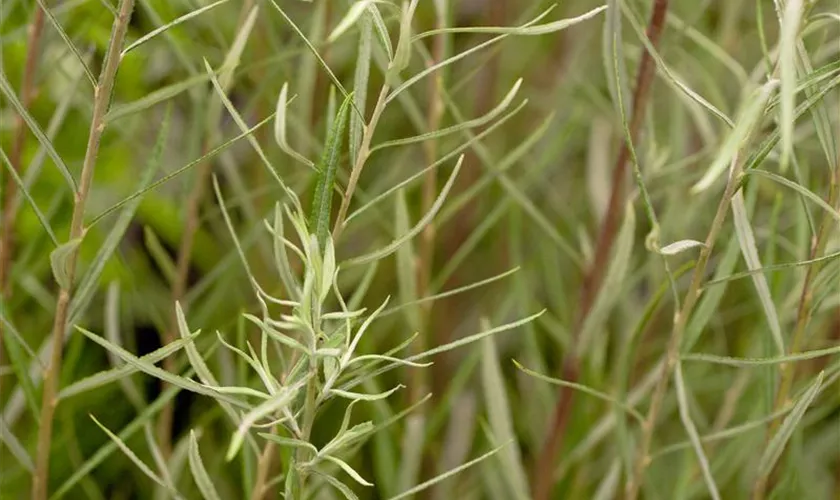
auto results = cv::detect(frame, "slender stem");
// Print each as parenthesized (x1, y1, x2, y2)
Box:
(414, 3, 446, 406)
(532, 2, 669, 498)
(294, 364, 319, 494)
(332, 84, 389, 240)
(32, 1, 136, 498)
(250, 441, 276, 500)
(626, 162, 743, 500)
(752, 164, 838, 499)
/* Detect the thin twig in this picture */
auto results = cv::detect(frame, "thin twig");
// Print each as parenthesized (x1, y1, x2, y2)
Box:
(414, 1, 446, 406)
(332, 84, 389, 240)
(32, 1, 136, 498)
(532, 2, 670, 499)
(752, 162, 839, 499)
(626, 159, 744, 500)
(250, 441, 277, 500)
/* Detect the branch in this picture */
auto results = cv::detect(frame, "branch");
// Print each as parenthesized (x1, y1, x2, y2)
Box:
(532, 2, 670, 499)
(32, 1, 137, 498)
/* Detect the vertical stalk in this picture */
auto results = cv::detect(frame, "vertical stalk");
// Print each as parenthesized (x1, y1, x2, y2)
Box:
(752, 164, 839, 499)
(32, 0, 136, 498)
(415, 0, 446, 405)
(626, 161, 743, 500)
(294, 367, 319, 494)
(332, 84, 389, 240)
(533, 2, 669, 499)
(250, 441, 277, 500)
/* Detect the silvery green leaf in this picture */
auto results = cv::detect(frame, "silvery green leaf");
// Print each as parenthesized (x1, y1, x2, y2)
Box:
(322, 309, 367, 321)
(387, 0, 419, 80)
(273, 83, 313, 168)
(313, 470, 361, 500)
(50, 237, 82, 289)
(322, 420, 374, 457)
(368, 4, 393, 61)
(692, 79, 779, 193)
(91, 415, 185, 499)
(330, 385, 403, 401)
(757, 372, 823, 478)
(243, 314, 308, 353)
(226, 376, 309, 461)
(328, 0, 379, 42)
(658, 239, 706, 255)
(323, 455, 374, 486)
(258, 433, 319, 453)
(321, 236, 336, 303)
(388, 443, 509, 500)
(343, 297, 391, 364)
(188, 431, 222, 500)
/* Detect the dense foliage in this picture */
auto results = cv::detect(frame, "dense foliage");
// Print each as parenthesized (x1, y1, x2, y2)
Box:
(1, 0, 838, 499)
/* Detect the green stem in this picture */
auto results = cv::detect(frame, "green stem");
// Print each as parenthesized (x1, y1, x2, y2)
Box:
(32, 0, 136, 498)
(626, 161, 744, 500)
(332, 84, 390, 241)
(752, 164, 838, 499)
(295, 362, 319, 495)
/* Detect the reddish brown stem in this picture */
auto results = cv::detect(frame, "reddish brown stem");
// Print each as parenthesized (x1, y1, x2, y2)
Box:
(531, 1, 670, 498)
(0, 4, 46, 394)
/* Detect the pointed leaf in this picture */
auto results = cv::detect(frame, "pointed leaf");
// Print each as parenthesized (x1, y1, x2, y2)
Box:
(658, 239, 705, 255)
(310, 91, 354, 248)
(323, 455, 374, 486)
(188, 431, 223, 500)
(757, 372, 823, 478)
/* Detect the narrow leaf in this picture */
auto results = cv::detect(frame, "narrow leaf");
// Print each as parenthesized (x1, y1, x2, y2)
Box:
(274, 83, 314, 167)
(90, 415, 185, 499)
(188, 431, 222, 500)
(388, 443, 509, 500)
(310, 91, 354, 247)
(692, 80, 778, 193)
(731, 189, 784, 354)
(683, 345, 840, 366)
(778, 0, 803, 173)
(745, 169, 840, 224)
(674, 362, 722, 500)
(122, 0, 231, 56)
(347, 156, 462, 266)
(78, 327, 246, 407)
(658, 239, 705, 255)
(328, 0, 377, 42)
(323, 455, 374, 486)
(756, 372, 823, 478)
(481, 331, 529, 500)
(0, 69, 76, 190)
(0, 147, 58, 245)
